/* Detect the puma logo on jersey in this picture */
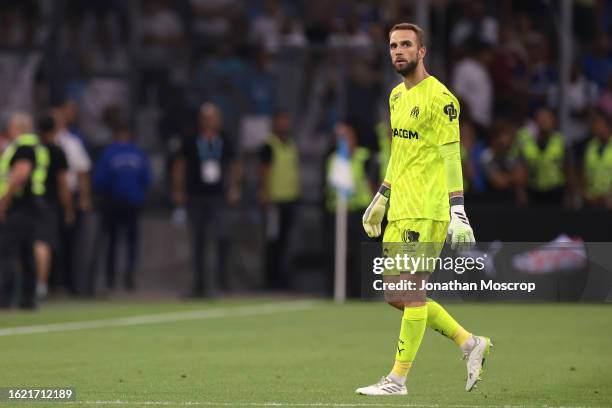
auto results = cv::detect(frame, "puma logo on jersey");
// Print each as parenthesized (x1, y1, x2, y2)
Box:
(392, 128, 419, 139)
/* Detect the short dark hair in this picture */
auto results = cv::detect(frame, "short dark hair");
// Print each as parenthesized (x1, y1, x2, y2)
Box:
(389, 23, 425, 47)
(37, 114, 55, 134)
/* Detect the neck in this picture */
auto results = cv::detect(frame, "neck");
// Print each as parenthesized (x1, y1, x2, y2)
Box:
(201, 130, 217, 139)
(403, 65, 429, 90)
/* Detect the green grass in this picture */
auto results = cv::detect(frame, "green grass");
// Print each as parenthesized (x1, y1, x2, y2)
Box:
(0, 299, 611, 407)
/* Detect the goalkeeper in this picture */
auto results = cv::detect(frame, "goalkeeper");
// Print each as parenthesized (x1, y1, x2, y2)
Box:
(356, 23, 492, 396)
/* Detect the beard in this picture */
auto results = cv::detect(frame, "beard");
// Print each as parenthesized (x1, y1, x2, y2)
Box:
(395, 57, 419, 77)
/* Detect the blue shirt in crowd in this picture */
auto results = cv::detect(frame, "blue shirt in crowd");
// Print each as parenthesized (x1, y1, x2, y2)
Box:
(93, 142, 151, 205)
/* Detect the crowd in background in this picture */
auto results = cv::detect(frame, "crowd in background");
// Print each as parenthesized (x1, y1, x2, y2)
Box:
(1, 0, 611, 306)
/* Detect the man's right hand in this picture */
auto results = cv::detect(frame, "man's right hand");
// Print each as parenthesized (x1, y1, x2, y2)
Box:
(362, 184, 390, 238)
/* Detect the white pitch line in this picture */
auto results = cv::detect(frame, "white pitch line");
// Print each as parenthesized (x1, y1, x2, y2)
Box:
(0, 301, 315, 337)
(62, 400, 603, 408)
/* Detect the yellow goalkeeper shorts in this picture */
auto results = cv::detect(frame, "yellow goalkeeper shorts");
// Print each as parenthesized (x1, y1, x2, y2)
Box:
(382, 218, 448, 274)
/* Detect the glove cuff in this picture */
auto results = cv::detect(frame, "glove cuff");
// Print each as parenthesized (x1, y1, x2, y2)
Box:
(449, 196, 464, 206)
(378, 184, 391, 199)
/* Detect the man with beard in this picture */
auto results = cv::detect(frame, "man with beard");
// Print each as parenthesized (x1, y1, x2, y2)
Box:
(357, 23, 492, 396)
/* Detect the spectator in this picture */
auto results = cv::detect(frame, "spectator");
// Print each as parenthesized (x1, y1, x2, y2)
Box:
(34, 115, 74, 298)
(580, 109, 612, 208)
(259, 112, 300, 290)
(171, 103, 241, 297)
(450, 0, 498, 48)
(451, 43, 493, 129)
(324, 123, 375, 297)
(597, 73, 612, 119)
(52, 103, 93, 294)
(329, 15, 373, 48)
(523, 35, 556, 112)
(548, 64, 599, 144)
(0, 113, 46, 309)
(489, 21, 528, 115)
(459, 117, 486, 195)
(249, 0, 285, 53)
(242, 48, 277, 116)
(480, 120, 527, 205)
(516, 107, 568, 205)
(93, 123, 151, 291)
(582, 35, 612, 89)
(138, 0, 184, 105)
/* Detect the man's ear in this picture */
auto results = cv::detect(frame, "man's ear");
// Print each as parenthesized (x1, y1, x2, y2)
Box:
(419, 46, 427, 60)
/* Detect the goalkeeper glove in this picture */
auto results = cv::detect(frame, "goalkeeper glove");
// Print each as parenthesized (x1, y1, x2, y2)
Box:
(447, 197, 476, 250)
(362, 184, 390, 238)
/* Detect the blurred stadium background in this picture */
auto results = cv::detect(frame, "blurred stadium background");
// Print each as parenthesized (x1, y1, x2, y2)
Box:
(1, 1, 612, 406)
(1, 0, 611, 300)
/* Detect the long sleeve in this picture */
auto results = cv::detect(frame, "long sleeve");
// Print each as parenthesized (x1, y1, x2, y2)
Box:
(439, 141, 464, 193)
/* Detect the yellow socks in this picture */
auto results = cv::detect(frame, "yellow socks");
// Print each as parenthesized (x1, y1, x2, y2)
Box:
(426, 298, 472, 347)
(388, 305, 427, 385)
(390, 361, 412, 380)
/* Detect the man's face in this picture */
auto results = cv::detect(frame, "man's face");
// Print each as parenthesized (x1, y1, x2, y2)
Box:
(63, 101, 77, 124)
(592, 115, 610, 140)
(7, 115, 31, 140)
(535, 109, 555, 133)
(274, 114, 291, 136)
(389, 29, 424, 77)
(7, 118, 21, 140)
(52, 108, 66, 130)
(200, 106, 222, 131)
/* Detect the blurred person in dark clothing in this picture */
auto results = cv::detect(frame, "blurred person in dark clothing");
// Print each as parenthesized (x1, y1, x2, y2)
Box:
(0, 112, 49, 309)
(516, 107, 569, 205)
(93, 123, 151, 291)
(579, 109, 612, 208)
(171, 103, 241, 297)
(480, 120, 527, 205)
(258, 112, 300, 290)
(324, 123, 376, 298)
(459, 117, 486, 196)
(52, 104, 93, 294)
(34, 115, 74, 299)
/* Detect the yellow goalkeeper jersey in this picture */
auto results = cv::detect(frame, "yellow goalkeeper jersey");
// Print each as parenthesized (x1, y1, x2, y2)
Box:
(385, 76, 461, 222)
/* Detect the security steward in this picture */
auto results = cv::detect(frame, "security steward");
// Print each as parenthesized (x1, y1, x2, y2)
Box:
(325, 123, 376, 298)
(259, 112, 301, 290)
(516, 107, 568, 204)
(582, 109, 612, 208)
(0, 112, 49, 309)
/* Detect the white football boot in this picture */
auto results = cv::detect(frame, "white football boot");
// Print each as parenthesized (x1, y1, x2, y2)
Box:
(464, 335, 493, 391)
(355, 376, 407, 396)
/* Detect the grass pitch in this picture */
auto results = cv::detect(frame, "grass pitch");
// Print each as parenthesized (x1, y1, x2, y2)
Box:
(0, 299, 610, 407)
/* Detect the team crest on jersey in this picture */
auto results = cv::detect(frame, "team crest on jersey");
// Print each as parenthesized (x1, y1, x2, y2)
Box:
(410, 106, 420, 118)
(402, 230, 420, 243)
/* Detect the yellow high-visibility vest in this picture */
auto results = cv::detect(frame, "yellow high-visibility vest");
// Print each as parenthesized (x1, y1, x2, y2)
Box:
(267, 134, 300, 202)
(0, 133, 49, 198)
(517, 128, 565, 191)
(584, 137, 612, 198)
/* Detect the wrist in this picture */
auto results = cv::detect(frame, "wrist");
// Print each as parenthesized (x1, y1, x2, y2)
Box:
(378, 184, 391, 199)
(449, 196, 464, 206)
